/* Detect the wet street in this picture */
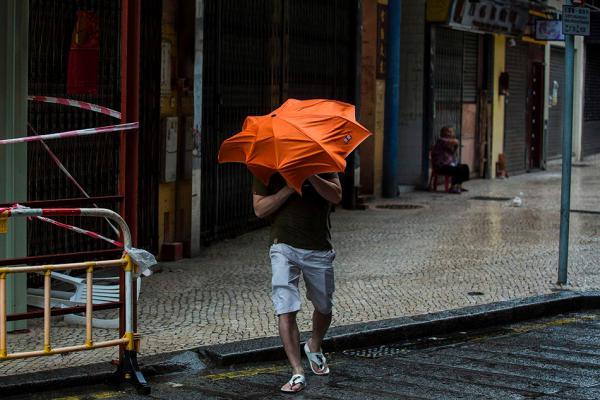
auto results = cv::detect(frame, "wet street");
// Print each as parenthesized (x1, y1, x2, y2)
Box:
(12, 311, 600, 399)
(5, 159, 600, 376)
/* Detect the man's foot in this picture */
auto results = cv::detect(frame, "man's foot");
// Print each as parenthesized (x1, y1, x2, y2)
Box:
(280, 374, 306, 393)
(304, 340, 330, 375)
(449, 186, 461, 194)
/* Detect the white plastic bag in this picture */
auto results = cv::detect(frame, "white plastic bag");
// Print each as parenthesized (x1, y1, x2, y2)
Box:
(127, 247, 157, 277)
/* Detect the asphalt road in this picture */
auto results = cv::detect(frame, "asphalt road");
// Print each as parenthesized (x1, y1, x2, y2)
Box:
(10, 311, 600, 399)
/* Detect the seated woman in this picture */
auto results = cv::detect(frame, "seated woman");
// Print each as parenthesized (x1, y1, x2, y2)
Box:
(431, 126, 469, 194)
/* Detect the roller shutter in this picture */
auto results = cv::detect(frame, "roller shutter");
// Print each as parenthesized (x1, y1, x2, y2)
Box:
(503, 42, 528, 174)
(583, 44, 600, 157)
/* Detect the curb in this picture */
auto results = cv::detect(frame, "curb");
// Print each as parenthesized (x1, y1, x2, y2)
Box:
(200, 290, 599, 365)
(3, 290, 600, 395)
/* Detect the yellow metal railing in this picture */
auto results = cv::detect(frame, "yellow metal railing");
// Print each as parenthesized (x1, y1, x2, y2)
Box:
(0, 207, 149, 393)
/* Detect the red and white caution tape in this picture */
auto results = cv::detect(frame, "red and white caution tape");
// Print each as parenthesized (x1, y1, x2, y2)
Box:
(28, 96, 121, 120)
(12, 204, 123, 248)
(27, 123, 120, 236)
(0, 122, 138, 145)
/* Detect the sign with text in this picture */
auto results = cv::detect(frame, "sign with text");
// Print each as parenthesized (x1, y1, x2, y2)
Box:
(563, 5, 590, 36)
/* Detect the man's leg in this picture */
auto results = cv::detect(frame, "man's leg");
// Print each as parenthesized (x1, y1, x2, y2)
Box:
(308, 310, 332, 352)
(270, 244, 304, 391)
(302, 249, 335, 373)
(279, 312, 304, 378)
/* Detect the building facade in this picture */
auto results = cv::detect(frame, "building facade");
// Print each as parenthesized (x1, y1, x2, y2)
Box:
(3, 0, 598, 268)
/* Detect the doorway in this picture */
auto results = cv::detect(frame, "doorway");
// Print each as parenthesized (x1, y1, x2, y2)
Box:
(527, 61, 544, 170)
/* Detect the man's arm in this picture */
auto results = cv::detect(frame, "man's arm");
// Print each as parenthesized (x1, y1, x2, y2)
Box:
(308, 174, 342, 204)
(253, 186, 295, 219)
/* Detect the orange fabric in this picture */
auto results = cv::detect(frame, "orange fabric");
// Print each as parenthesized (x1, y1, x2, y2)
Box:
(218, 99, 372, 193)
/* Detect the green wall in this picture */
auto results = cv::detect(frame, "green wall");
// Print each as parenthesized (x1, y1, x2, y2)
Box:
(0, 0, 29, 332)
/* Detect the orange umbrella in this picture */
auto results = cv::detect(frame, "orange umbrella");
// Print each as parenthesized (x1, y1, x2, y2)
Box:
(217, 99, 372, 193)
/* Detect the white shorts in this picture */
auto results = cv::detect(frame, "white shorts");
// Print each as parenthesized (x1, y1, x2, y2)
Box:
(269, 243, 336, 315)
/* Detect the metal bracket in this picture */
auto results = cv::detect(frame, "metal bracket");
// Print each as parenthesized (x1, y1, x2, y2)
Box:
(116, 350, 151, 395)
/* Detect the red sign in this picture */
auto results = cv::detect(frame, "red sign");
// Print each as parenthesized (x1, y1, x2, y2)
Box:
(573, 0, 586, 6)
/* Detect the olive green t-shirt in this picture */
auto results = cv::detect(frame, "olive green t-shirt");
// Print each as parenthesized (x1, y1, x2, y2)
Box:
(252, 173, 337, 250)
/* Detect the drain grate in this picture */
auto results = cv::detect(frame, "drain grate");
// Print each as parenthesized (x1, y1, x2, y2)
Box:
(375, 204, 423, 210)
(343, 345, 406, 359)
(470, 196, 512, 202)
(467, 291, 485, 296)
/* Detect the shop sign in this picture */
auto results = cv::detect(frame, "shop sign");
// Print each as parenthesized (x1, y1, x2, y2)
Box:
(563, 5, 590, 36)
(448, 0, 529, 36)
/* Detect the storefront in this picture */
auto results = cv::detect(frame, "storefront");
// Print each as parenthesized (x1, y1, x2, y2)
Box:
(426, 0, 532, 178)
(503, 40, 545, 174)
(583, 10, 600, 157)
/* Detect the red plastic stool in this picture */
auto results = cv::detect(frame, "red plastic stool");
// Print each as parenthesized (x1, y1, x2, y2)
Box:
(429, 170, 451, 192)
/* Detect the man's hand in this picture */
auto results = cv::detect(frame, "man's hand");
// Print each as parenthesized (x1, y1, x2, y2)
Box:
(308, 174, 342, 204)
(253, 186, 295, 219)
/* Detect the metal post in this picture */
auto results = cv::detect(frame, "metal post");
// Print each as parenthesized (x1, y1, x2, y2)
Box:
(43, 270, 51, 352)
(191, 0, 205, 256)
(558, 0, 575, 285)
(382, 0, 402, 198)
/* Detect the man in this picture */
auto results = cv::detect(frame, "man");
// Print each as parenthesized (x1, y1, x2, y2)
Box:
(431, 126, 470, 193)
(253, 172, 342, 393)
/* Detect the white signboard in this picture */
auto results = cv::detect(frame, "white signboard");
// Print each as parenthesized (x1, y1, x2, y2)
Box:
(563, 5, 590, 36)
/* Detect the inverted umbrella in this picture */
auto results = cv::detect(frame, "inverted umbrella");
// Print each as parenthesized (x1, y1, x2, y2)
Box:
(217, 99, 372, 193)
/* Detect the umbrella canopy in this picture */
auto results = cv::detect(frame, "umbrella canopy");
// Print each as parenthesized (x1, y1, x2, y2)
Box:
(217, 99, 372, 193)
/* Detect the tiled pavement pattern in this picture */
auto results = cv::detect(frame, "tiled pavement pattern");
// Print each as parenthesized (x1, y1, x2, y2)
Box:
(2, 157, 599, 376)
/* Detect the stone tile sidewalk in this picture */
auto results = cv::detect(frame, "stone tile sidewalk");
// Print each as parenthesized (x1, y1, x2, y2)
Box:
(2, 157, 599, 376)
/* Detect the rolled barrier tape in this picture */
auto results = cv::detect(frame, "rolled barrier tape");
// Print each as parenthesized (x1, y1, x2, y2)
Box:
(12, 205, 123, 247)
(0, 122, 138, 145)
(28, 96, 121, 119)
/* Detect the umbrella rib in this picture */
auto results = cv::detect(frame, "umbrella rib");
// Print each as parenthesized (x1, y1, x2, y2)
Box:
(276, 118, 341, 170)
(278, 116, 367, 170)
(246, 117, 277, 169)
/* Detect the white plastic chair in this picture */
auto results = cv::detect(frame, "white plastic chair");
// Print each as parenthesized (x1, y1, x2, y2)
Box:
(27, 271, 141, 329)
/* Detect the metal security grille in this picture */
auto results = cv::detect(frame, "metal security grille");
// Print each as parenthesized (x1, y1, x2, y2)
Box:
(200, 0, 274, 244)
(548, 47, 565, 160)
(433, 27, 464, 140)
(286, 0, 355, 102)
(27, 0, 122, 256)
(504, 41, 528, 174)
(137, 0, 162, 252)
(201, 0, 357, 243)
(583, 44, 600, 157)
(462, 32, 479, 103)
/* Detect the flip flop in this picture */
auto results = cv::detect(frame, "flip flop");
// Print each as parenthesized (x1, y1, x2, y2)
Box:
(280, 374, 306, 393)
(304, 342, 330, 375)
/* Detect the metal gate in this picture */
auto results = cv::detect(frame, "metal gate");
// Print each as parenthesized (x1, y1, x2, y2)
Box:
(433, 27, 464, 140)
(201, 0, 357, 243)
(137, 0, 162, 253)
(504, 41, 528, 175)
(548, 47, 565, 160)
(583, 43, 600, 157)
(27, 0, 122, 256)
(286, 0, 355, 102)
